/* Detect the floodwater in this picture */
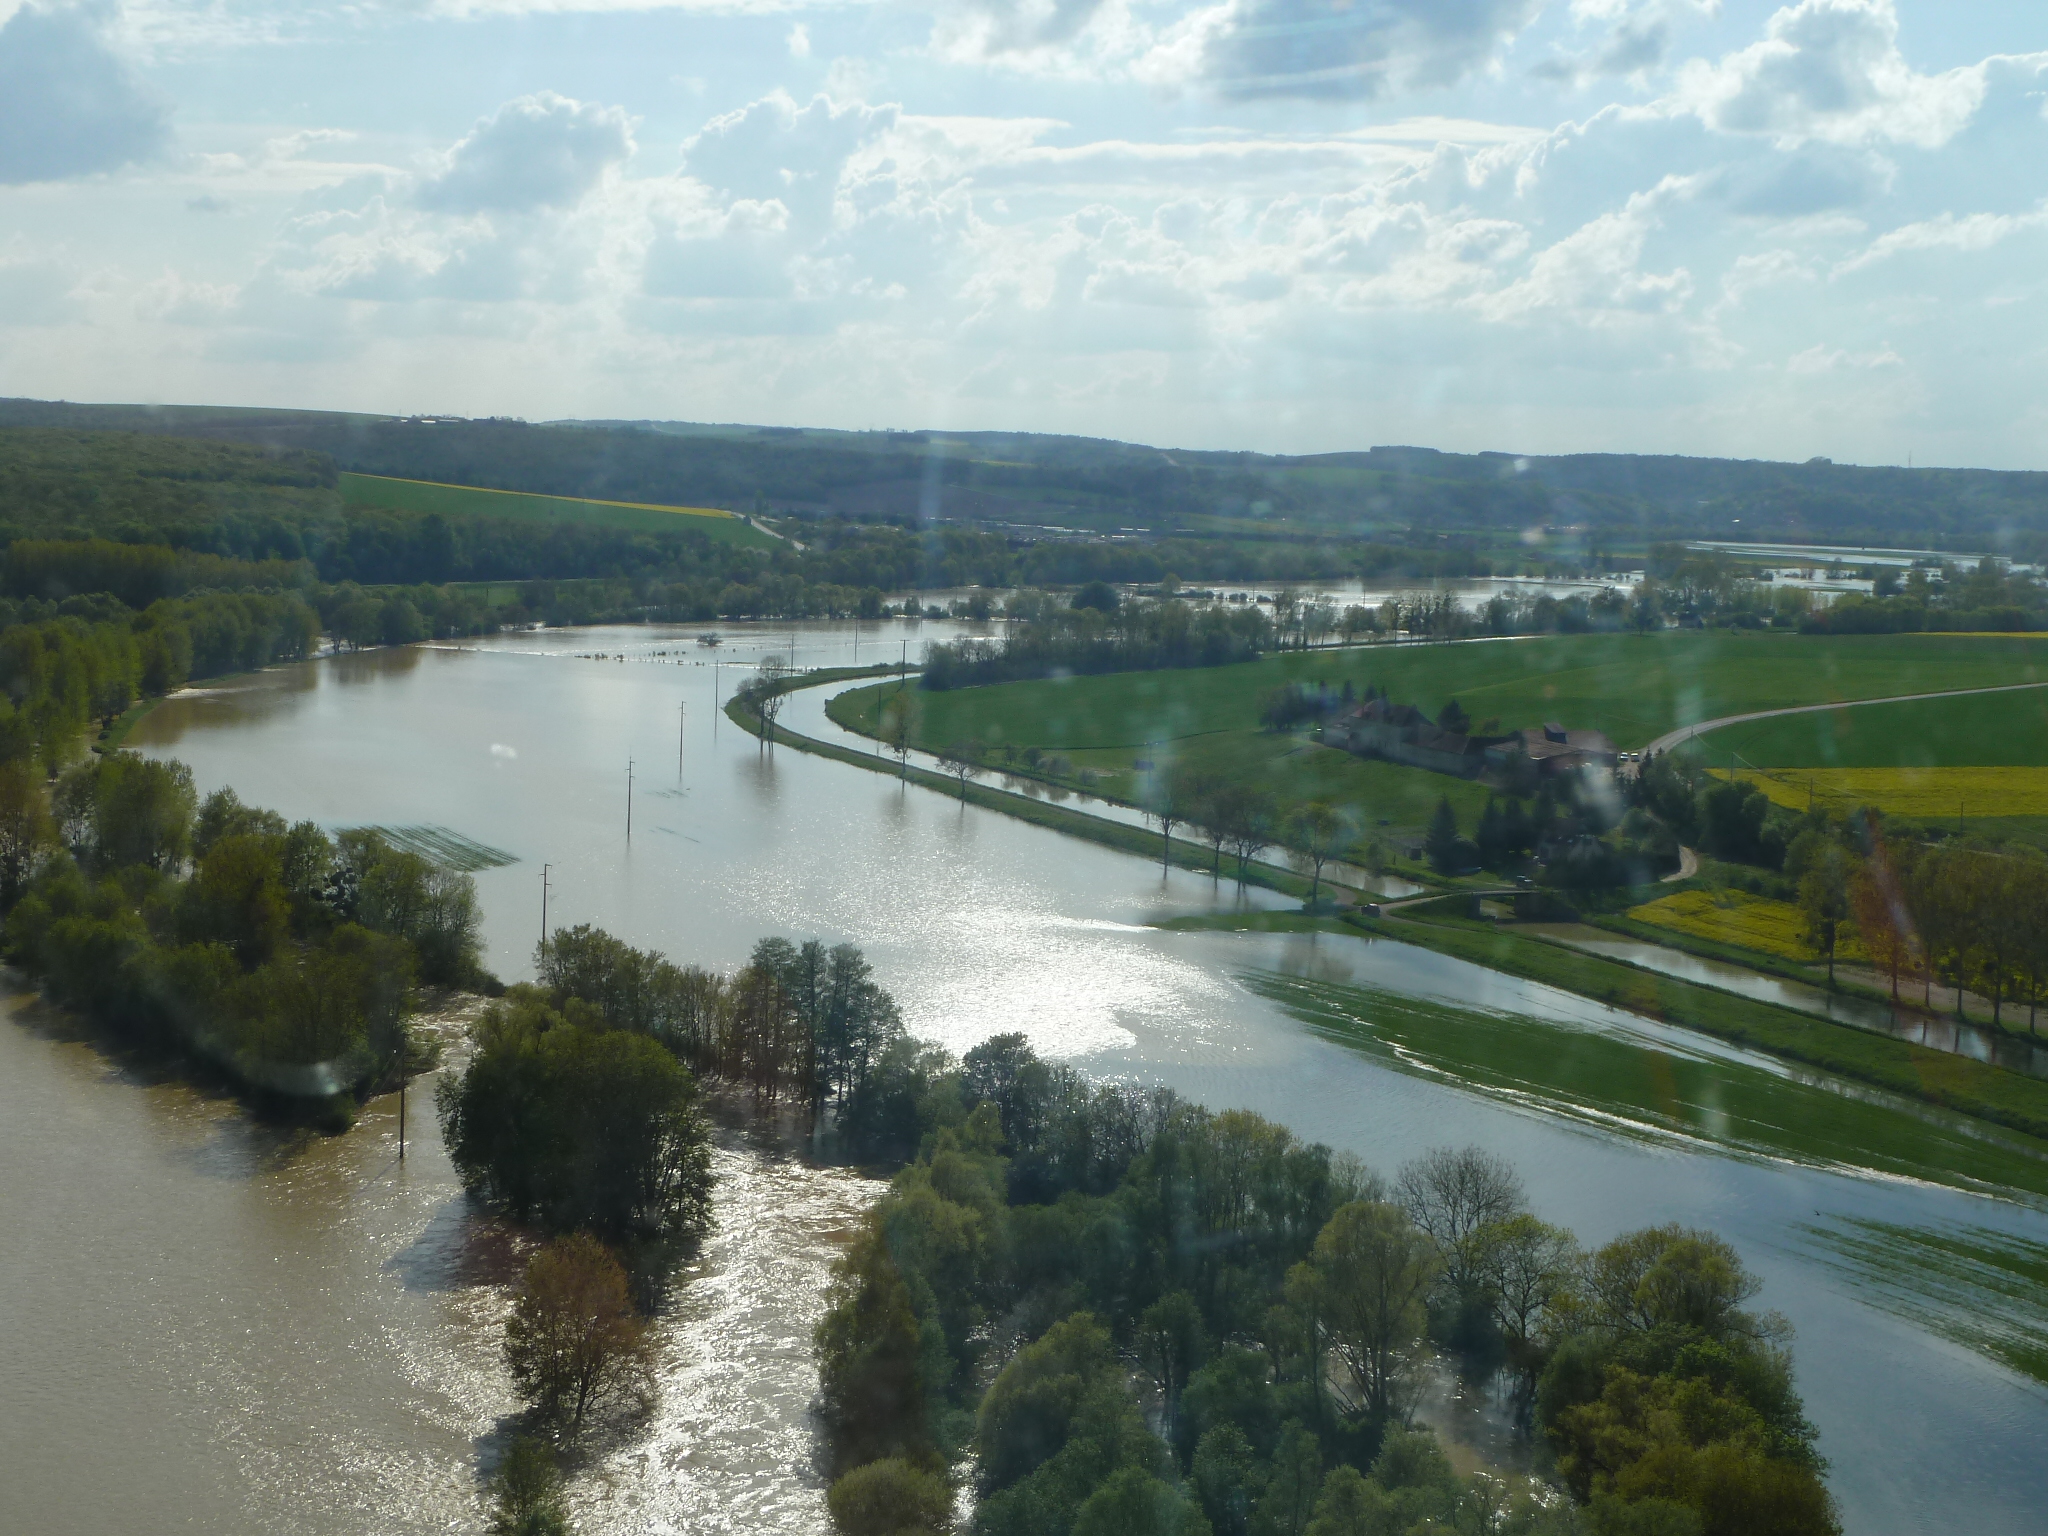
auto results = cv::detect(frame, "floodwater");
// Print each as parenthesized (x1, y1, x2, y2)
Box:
(3, 620, 2046, 1535)
(1525, 924, 2048, 1079)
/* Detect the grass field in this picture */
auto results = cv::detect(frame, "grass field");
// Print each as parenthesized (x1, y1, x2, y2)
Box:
(1629, 888, 1860, 963)
(1691, 685, 2048, 769)
(1713, 766, 2048, 820)
(859, 631, 2048, 755)
(337, 472, 779, 548)
(831, 631, 2048, 836)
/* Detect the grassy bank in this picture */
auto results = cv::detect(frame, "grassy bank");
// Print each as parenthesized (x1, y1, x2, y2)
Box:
(727, 670, 1321, 901)
(1355, 909, 2048, 1143)
(1239, 970, 2048, 1202)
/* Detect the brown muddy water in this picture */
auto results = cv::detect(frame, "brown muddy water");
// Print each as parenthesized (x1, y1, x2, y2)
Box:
(4, 621, 2047, 1535)
(0, 989, 878, 1536)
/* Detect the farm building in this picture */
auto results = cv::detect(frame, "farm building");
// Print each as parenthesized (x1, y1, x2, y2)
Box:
(1326, 699, 1616, 781)
(1486, 723, 1619, 777)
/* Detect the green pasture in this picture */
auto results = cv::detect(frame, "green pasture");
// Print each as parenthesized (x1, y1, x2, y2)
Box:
(858, 631, 2048, 756)
(1691, 685, 2048, 768)
(831, 631, 2048, 834)
(337, 472, 779, 548)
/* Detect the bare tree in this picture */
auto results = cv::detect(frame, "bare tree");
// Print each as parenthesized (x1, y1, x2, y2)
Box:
(936, 740, 985, 800)
(1143, 763, 1192, 875)
(1396, 1145, 1526, 1293)
(730, 654, 795, 749)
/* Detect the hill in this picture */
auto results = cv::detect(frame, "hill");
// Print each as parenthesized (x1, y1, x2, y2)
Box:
(7, 396, 2048, 558)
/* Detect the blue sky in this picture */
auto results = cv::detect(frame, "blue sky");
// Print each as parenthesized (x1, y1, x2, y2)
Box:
(1, 0, 2044, 465)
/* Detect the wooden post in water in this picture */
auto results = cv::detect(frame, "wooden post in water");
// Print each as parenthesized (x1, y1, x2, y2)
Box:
(678, 701, 686, 779)
(398, 1073, 406, 1162)
(627, 759, 635, 841)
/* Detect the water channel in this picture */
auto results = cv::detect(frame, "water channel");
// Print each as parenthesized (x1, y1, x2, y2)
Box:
(3, 619, 2046, 1535)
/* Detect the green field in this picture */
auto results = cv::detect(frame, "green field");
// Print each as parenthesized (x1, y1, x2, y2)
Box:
(1693, 685, 2048, 767)
(337, 472, 780, 548)
(831, 632, 2048, 834)
(1247, 969, 2048, 1200)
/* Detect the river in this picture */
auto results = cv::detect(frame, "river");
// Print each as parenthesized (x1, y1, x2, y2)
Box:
(2, 619, 2044, 1535)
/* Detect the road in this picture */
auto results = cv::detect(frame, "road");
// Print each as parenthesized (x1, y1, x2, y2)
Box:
(1638, 678, 2048, 759)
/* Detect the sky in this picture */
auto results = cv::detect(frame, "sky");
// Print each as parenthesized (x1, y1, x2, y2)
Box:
(0, 0, 2045, 466)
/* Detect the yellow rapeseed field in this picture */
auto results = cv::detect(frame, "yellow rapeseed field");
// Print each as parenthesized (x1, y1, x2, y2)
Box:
(1711, 767, 2048, 819)
(1629, 888, 1864, 964)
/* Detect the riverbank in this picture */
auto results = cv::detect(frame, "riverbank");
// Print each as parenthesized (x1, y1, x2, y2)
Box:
(724, 664, 1327, 902)
(752, 668, 2048, 1149)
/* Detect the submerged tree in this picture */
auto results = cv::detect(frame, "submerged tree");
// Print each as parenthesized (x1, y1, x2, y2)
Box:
(504, 1234, 654, 1432)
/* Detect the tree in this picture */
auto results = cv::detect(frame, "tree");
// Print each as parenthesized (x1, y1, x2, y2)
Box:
(1193, 1424, 1264, 1536)
(488, 1438, 574, 1536)
(1396, 1145, 1526, 1295)
(1216, 785, 1277, 889)
(1424, 797, 1461, 875)
(1252, 1422, 1322, 1536)
(0, 758, 54, 906)
(745, 655, 792, 741)
(1135, 1290, 1206, 1440)
(1290, 1202, 1440, 1422)
(1796, 843, 1855, 988)
(503, 1234, 654, 1432)
(880, 690, 914, 781)
(1470, 1215, 1583, 1403)
(1145, 765, 1193, 875)
(1285, 802, 1343, 906)
(1436, 698, 1471, 736)
(936, 740, 985, 800)
(437, 998, 715, 1253)
(1846, 860, 1910, 1003)
(826, 1458, 953, 1536)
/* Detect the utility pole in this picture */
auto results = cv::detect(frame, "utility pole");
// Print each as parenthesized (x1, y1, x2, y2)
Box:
(398, 1070, 406, 1162)
(713, 662, 720, 740)
(540, 863, 551, 955)
(678, 700, 686, 778)
(627, 759, 635, 840)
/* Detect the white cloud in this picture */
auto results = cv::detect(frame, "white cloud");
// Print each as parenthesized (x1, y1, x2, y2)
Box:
(1674, 0, 1987, 148)
(1787, 341, 1901, 372)
(1833, 204, 2048, 274)
(785, 21, 808, 56)
(0, 1, 170, 184)
(417, 91, 634, 213)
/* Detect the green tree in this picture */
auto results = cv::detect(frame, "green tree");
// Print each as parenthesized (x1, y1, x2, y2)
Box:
(826, 1458, 953, 1536)
(1285, 802, 1343, 906)
(1290, 1202, 1440, 1422)
(1251, 1422, 1322, 1536)
(503, 1234, 654, 1432)
(0, 758, 54, 906)
(1796, 843, 1855, 988)
(1424, 797, 1461, 875)
(1135, 1290, 1206, 1440)
(487, 1438, 574, 1536)
(1192, 1424, 1263, 1536)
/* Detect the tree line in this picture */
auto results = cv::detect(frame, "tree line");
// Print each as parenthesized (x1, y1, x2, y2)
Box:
(1, 761, 483, 1115)
(813, 1031, 1837, 1536)
(923, 597, 1275, 691)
